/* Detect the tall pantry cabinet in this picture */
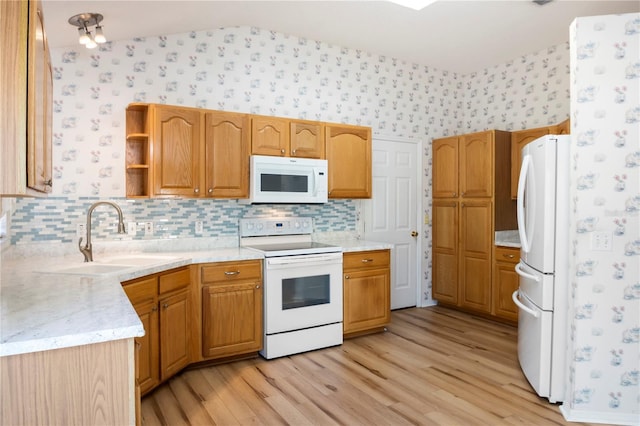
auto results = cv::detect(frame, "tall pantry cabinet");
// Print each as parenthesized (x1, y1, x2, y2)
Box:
(432, 130, 516, 316)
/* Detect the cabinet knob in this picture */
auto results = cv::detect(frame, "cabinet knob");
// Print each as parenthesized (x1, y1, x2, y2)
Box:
(345, 275, 350, 279)
(461, 192, 465, 196)
(280, 149, 285, 154)
(152, 306, 158, 312)
(208, 188, 213, 193)
(194, 188, 199, 193)
(452, 192, 456, 197)
(292, 149, 296, 155)
(256, 285, 260, 289)
(162, 303, 169, 309)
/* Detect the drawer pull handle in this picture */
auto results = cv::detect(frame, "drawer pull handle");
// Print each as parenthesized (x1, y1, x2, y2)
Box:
(224, 270, 240, 276)
(503, 254, 515, 259)
(361, 259, 374, 263)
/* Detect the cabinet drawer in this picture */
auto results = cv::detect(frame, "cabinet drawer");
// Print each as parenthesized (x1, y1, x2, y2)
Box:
(200, 260, 262, 284)
(343, 250, 390, 271)
(495, 247, 519, 264)
(123, 276, 157, 305)
(158, 267, 191, 295)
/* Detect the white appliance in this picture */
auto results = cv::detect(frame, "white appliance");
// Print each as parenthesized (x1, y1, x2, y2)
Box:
(249, 155, 328, 204)
(513, 134, 570, 403)
(240, 217, 343, 359)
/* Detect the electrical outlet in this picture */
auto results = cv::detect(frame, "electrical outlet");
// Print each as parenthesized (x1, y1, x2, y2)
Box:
(127, 221, 137, 236)
(195, 221, 204, 236)
(76, 223, 86, 238)
(145, 221, 154, 236)
(591, 231, 612, 251)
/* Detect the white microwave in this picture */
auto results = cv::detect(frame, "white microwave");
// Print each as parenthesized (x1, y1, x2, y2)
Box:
(249, 155, 328, 204)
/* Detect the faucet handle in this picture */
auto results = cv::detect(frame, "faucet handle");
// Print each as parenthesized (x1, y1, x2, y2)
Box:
(78, 237, 92, 262)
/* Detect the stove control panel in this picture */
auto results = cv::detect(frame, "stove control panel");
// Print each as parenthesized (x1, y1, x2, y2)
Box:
(240, 217, 313, 237)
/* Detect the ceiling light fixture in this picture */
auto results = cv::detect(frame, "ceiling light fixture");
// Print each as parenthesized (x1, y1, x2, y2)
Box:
(68, 13, 106, 49)
(386, 0, 439, 11)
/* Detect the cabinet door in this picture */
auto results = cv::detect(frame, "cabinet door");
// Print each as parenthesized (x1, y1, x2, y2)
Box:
(459, 200, 492, 313)
(290, 120, 324, 158)
(432, 200, 458, 304)
(460, 131, 492, 198)
(204, 111, 250, 198)
(325, 124, 372, 198)
(153, 106, 201, 197)
(132, 299, 159, 395)
(251, 116, 289, 156)
(27, 0, 52, 193)
(123, 277, 159, 395)
(343, 268, 390, 335)
(510, 127, 550, 199)
(493, 260, 519, 322)
(432, 136, 458, 198)
(202, 282, 263, 359)
(159, 289, 190, 380)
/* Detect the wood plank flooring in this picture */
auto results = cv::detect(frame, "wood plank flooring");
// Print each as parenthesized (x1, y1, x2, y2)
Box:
(141, 306, 587, 425)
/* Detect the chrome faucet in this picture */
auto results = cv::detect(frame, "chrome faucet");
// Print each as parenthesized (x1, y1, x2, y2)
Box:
(79, 201, 127, 262)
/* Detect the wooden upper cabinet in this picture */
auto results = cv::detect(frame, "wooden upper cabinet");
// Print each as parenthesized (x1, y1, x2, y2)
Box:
(290, 120, 325, 158)
(204, 111, 250, 198)
(152, 105, 202, 197)
(251, 116, 289, 156)
(460, 131, 493, 198)
(554, 118, 570, 135)
(432, 136, 459, 198)
(27, 0, 52, 193)
(510, 126, 550, 199)
(325, 124, 372, 198)
(1, 0, 52, 196)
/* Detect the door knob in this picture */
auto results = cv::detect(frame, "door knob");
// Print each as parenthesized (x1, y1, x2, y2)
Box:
(411, 231, 418, 237)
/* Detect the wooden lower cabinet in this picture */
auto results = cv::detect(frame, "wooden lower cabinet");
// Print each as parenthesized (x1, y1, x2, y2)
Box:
(493, 246, 519, 323)
(122, 266, 191, 396)
(432, 200, 458, 304)
(1, 339, 135, 425)
(200, 260, 263, 359)
(458, 200, 493, 314)
(343, 250, 390, 337)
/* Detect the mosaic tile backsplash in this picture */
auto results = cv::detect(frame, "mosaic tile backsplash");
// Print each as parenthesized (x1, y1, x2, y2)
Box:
(10, 197, 354, 244)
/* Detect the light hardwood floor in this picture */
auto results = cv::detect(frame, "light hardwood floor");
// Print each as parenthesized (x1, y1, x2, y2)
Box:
(141, 306, 586, 425)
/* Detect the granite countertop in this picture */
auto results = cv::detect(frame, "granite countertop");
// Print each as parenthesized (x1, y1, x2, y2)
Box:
(495, 230, 521, 248)
(1, 239, 391, 357)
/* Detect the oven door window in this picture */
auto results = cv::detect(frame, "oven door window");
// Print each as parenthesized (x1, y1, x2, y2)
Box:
(282, 274, 330, 310)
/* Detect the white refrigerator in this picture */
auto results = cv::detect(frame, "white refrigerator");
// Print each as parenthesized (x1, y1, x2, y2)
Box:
(512, 134, 570, 403)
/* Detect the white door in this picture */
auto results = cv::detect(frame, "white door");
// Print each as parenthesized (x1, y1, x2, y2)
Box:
(362, 136, 421, 309)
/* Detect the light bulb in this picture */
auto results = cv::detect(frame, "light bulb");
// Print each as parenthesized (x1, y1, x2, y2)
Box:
(94, 25, 106, 43)
(85, 33, 97, 49)
(78, 27, 90, 45)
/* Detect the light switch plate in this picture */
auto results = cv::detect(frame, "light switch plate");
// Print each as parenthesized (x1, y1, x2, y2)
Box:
(76, 223, 86, 238)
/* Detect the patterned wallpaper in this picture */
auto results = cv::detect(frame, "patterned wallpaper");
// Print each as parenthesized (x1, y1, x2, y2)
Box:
(562, 13, 639, 424)
(8, 24, 571, 309)
(9, 12, 635, 424)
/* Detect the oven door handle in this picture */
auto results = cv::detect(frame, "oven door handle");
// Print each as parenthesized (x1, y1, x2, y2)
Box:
(266, 253, 342, 266)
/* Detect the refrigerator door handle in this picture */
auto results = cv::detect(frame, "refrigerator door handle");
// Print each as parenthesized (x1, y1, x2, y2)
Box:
(517, 154, 532, 253)
(515, 262, 540, 282)
(512, 290, 540, 318)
